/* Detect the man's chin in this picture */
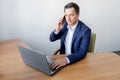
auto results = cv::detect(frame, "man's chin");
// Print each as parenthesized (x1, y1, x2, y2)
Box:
(67, 22, 72, 24)
(68, 23, 74, 26)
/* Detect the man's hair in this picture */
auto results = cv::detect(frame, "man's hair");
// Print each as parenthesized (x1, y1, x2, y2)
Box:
(64, 2, 79, 14)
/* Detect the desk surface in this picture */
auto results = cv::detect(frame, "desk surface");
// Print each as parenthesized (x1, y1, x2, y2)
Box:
(0, 39, 120, 80)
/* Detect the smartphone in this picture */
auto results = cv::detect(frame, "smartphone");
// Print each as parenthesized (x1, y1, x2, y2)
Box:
(62, 16, 66, 24)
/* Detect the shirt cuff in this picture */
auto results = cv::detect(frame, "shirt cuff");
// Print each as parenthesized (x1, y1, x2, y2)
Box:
(54, 30, 59, 34)
(65, 57, 70, 64)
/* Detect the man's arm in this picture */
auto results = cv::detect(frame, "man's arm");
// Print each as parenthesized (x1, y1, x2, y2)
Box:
(49, 18, 65, 42)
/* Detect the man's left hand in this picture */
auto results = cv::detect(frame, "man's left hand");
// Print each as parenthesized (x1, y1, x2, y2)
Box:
(50, 58, 68, 69)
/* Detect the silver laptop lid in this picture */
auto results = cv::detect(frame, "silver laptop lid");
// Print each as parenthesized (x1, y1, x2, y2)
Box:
(17, 45, 52, 75)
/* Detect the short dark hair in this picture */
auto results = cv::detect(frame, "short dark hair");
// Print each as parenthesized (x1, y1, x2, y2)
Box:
(64, 2, 79, 14)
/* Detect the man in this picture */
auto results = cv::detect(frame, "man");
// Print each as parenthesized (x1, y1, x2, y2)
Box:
(49, 2, 91, 69)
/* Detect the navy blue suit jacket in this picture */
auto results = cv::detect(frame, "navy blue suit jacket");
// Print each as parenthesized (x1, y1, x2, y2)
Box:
(49, 20, 91, 64)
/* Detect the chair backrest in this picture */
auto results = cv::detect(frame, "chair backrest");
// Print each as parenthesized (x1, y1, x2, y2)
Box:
(88, 33, 96, 52)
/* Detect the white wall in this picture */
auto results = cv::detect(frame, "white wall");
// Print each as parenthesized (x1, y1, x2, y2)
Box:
(0, 0, 120, 54)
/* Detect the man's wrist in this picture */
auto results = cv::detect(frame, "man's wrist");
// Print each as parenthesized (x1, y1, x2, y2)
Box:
(65, 57, 70, 64)
(54, 29, 59, 34)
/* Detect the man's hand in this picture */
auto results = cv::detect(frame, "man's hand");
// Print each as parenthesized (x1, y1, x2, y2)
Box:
(50, 58, 68, 69)
(55, 18, 65, 32)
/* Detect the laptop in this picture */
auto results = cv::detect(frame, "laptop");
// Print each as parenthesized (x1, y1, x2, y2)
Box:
(17, 45, 62, 76)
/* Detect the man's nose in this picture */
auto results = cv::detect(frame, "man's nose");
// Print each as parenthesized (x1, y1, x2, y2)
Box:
(67, 16, 70, 20)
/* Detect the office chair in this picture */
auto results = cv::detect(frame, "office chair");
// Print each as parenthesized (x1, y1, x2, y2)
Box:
(53, 33, 96, 55)
(87, 33, 96, 52)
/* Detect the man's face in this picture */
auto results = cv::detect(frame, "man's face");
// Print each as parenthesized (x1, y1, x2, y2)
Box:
(64, 7, 79, 27)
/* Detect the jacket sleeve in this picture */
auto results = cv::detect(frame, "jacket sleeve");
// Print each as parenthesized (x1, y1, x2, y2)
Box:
(49, 30, 63, 42)
(49, 31, 59, 42)
(49, 25, 67, 42)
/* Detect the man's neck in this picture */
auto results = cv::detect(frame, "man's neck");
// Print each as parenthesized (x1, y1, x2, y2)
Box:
(68, 21, 78, 29)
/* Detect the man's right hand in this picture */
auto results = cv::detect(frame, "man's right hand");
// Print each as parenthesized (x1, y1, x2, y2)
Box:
(55, 18, 65, 32)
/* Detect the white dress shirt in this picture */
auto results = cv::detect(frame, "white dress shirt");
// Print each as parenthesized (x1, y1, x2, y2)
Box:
(65, 22, 78, 63)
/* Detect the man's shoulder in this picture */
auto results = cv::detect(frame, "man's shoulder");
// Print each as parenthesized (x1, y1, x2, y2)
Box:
(78, 20, 91, 30)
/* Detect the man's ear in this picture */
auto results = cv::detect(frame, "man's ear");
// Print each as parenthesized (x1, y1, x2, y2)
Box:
(77, 12, 80, 17)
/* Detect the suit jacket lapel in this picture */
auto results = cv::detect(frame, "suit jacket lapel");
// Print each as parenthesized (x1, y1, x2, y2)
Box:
(72, 22, 81, 45)
(61, 27, 68, 47)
